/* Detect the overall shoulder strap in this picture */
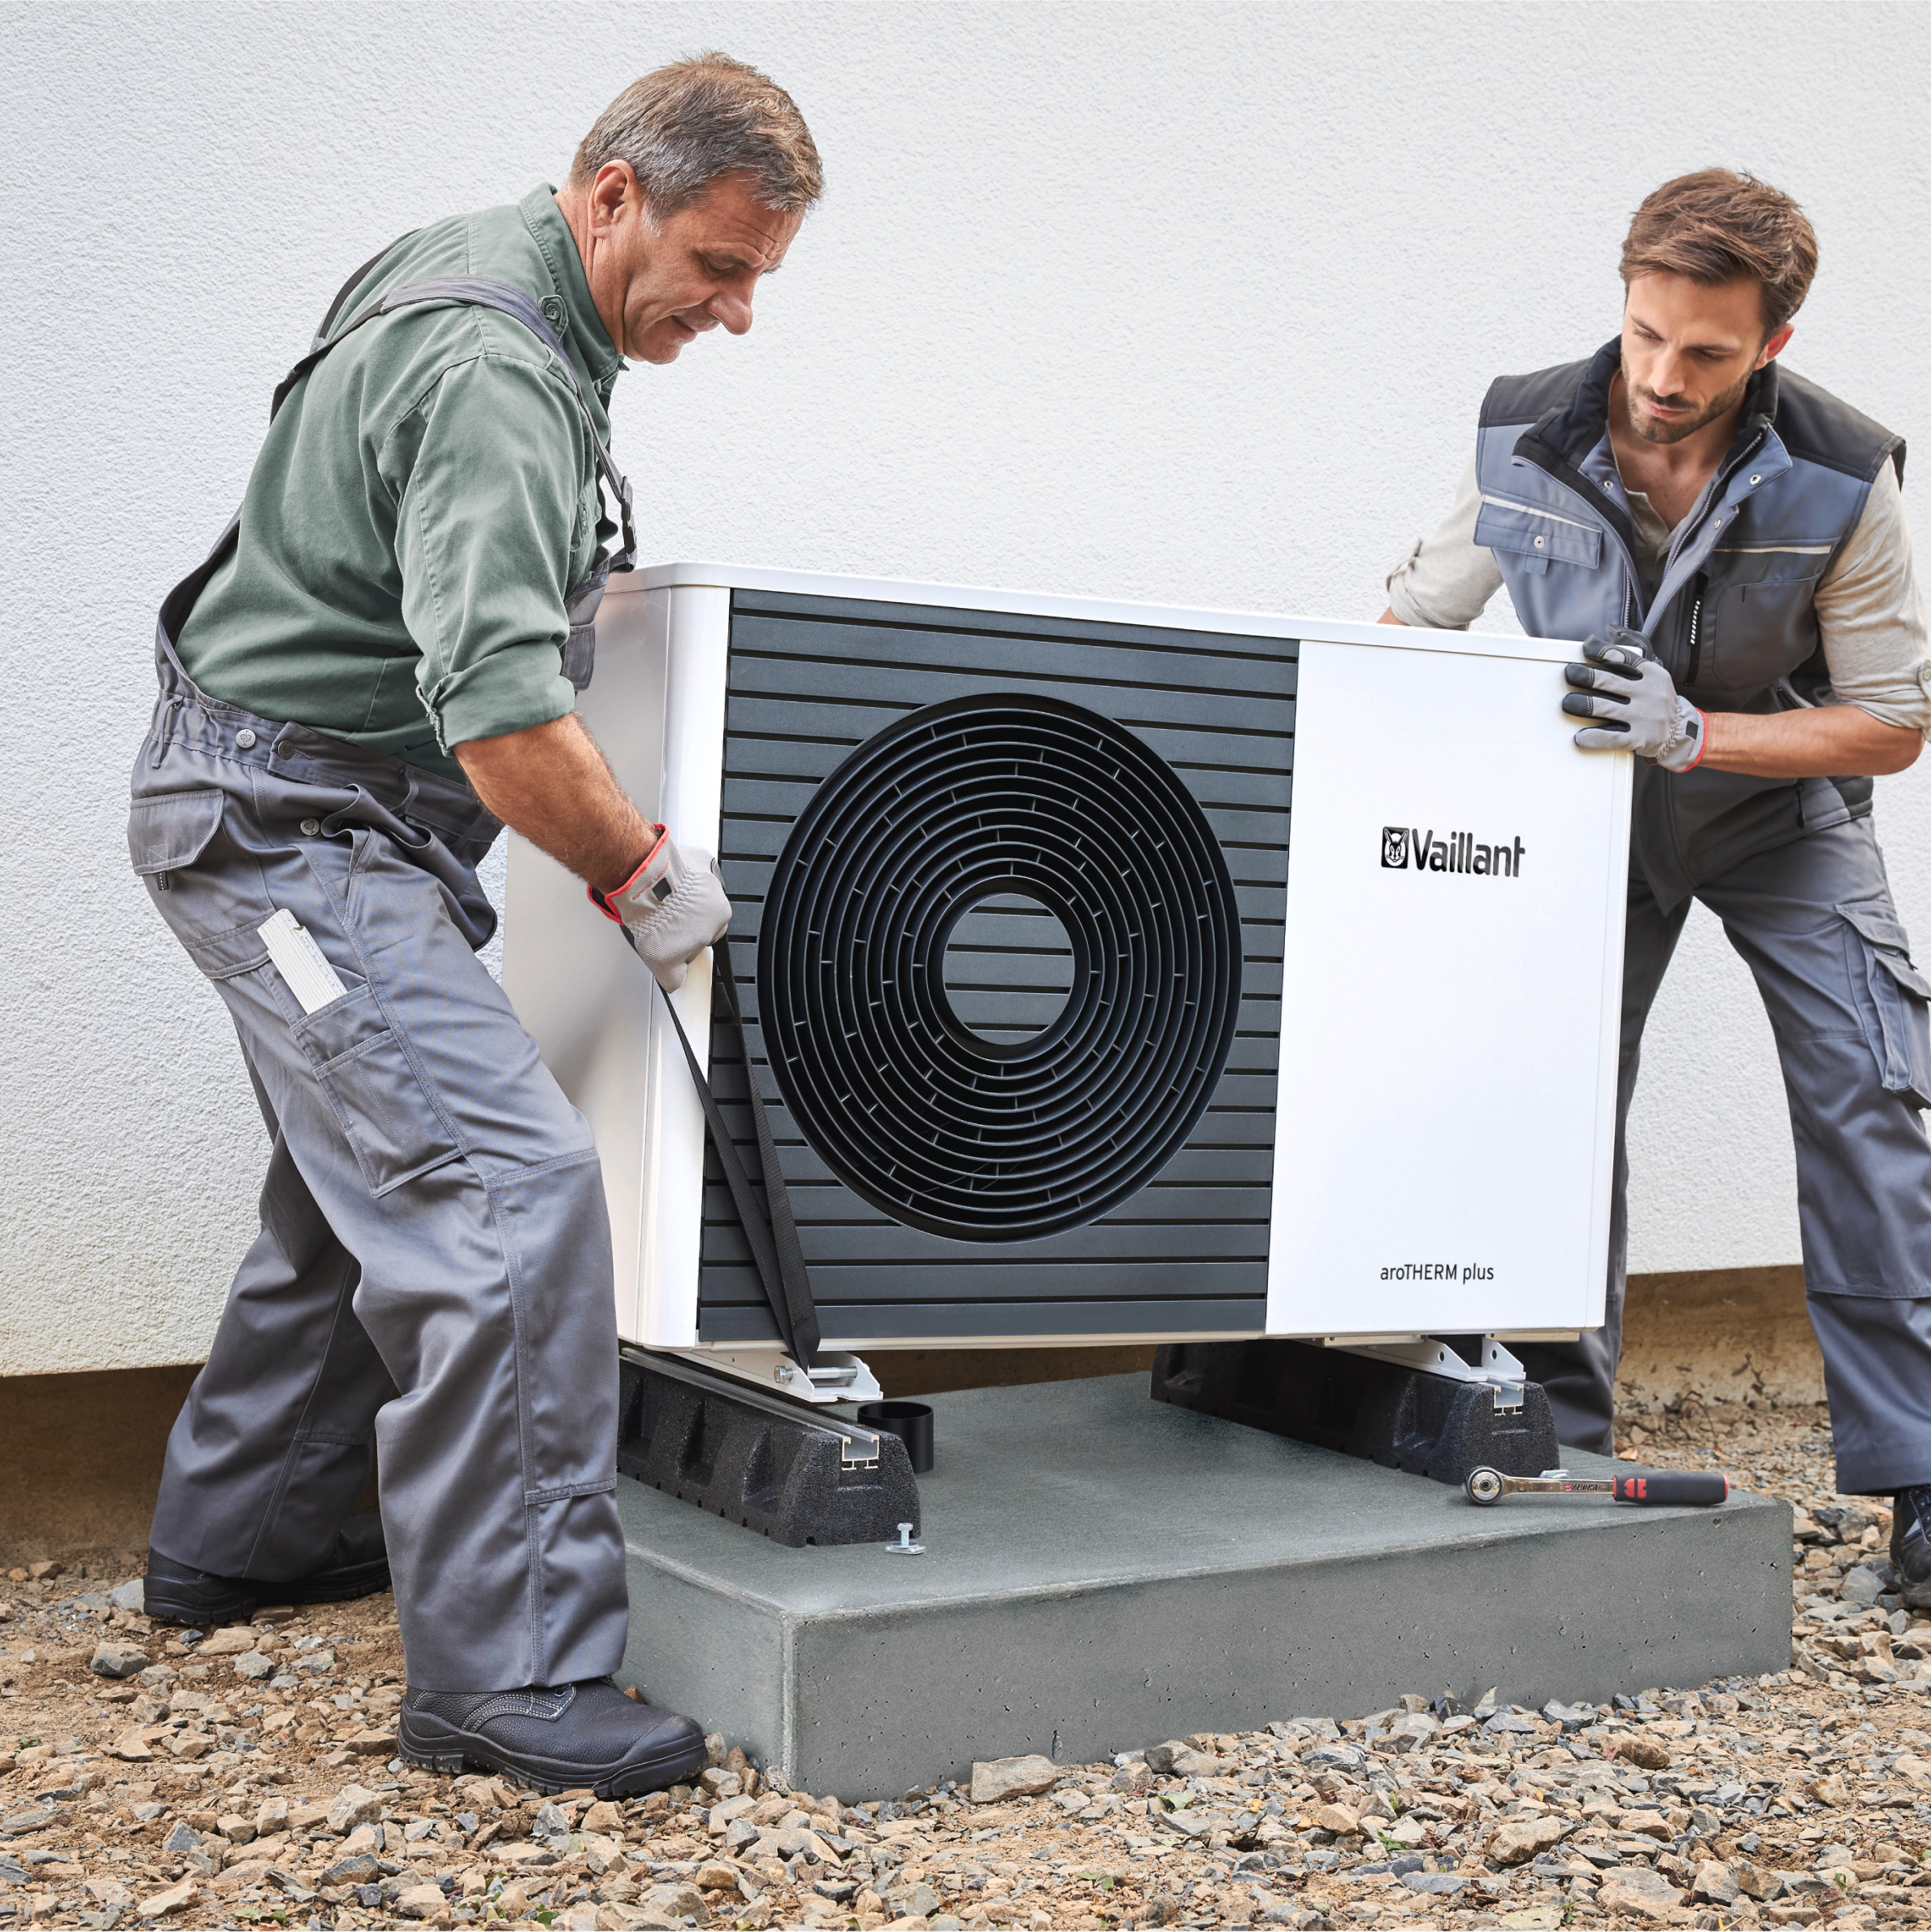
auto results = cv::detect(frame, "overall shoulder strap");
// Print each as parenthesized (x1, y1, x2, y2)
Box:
(269, 271, 636, 570)
(315, 235, 416, 343)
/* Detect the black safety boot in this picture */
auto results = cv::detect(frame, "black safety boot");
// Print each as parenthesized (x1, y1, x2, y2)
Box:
(1893, 1486, 1931, 1609)
(143, 1513, 390, 1627)
(397, 1677, 708, 1797)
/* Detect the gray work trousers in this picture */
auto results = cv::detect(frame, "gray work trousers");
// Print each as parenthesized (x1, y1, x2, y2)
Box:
(1517, 815, 1931, 1496)
(131, 651, 628, 1692)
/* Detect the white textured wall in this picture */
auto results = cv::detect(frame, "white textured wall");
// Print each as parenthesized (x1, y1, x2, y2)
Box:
(5, 1, 1929, 1373)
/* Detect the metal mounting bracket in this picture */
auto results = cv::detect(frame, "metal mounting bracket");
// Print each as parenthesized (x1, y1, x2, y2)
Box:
(659, 1343, 883, 1407)
(1321, 1335, 1528, 1412)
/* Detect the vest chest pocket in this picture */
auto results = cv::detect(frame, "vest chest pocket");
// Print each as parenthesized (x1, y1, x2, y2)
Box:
(1474, 498, 1604, 574)
(1701, 545, 1831, 692)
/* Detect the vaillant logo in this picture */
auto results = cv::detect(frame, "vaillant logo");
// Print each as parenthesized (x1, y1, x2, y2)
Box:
(1382, 827, 1525, 877)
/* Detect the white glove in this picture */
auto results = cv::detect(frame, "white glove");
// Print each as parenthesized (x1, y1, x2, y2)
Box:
(590, 827, 731, 992)
(1560, 626, 1707, 773)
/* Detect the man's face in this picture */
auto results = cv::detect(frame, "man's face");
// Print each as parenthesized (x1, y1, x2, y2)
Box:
(1619, 271, 1793, 445)
(579, 165, 802, 365)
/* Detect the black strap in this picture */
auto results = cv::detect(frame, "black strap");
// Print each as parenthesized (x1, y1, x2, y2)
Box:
(631, 930, 822, 1367)
(315, 237, 413, 343)
(270, 266, 636, 571)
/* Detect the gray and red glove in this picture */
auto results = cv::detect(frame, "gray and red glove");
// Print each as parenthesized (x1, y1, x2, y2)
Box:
(590, 826, 731, 992)
(1560, 626, 1706, 772)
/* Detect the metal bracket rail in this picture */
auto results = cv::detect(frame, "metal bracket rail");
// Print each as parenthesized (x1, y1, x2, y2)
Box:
(625, 1346, 883, 1466)
(1319, 1335, 1529, 1412)
(654, 1342, 883, 1408)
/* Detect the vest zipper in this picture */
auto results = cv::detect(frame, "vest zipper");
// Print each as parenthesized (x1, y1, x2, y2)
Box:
(1684, 583, 1705, 688)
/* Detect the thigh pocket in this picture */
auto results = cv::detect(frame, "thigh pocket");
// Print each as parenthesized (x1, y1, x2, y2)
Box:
(1841, 900, 1931, 1110)
(293, 983, 463, 1196)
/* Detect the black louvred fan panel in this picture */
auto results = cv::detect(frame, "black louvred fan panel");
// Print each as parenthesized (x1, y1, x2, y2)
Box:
(700, 591, 1294, 1344)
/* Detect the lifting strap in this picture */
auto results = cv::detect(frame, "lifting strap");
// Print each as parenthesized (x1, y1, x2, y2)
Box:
(624, 930, 823, 1369)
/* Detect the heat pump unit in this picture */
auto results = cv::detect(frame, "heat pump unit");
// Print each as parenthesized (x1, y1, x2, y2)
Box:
(501, 567, 1629, 1400)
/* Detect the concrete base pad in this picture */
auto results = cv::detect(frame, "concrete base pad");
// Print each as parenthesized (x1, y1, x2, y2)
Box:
(615, 1372, 1790, 1798)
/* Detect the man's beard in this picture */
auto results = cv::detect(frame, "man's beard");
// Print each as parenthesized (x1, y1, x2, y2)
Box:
(1621, 357, 1753, 446)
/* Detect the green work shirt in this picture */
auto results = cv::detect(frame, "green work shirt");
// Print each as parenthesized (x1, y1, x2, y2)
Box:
(176, 185, 625, 783)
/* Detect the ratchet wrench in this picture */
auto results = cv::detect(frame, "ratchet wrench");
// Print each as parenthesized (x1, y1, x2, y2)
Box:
(1465, 1465, 1729, 1507)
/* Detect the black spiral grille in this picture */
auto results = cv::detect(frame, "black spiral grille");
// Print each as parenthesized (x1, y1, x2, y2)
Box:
(758, 692, 1243, 1242)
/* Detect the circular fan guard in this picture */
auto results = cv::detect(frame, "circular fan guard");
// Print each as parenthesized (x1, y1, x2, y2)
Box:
(757, 692, 1243, 1242)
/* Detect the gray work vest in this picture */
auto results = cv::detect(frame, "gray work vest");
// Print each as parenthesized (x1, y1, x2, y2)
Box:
(1475, 341, 1903, 905)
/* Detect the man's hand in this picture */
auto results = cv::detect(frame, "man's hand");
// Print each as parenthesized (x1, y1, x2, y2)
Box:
(589, 831, 731, 993)
(1385, 607, 1918, 778)
(1561, 627, 1705, 771)
(453, 714, 731, 990)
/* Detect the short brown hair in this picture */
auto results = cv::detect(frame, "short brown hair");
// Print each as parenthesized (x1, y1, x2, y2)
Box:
(1620, 169, 1817, 336)
(571, 53, 822, 217)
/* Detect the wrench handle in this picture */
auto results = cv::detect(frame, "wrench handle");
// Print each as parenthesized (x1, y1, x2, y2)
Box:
(1612, 1469, 1729, 1506)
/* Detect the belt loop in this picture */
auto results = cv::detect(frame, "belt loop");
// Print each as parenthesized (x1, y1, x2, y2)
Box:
(150, 694, 184, 767)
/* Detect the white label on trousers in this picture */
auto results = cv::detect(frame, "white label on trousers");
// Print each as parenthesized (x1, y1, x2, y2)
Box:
(258, 908, 349, 1014)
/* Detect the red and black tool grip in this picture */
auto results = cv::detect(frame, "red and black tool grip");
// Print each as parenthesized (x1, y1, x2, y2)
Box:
(1612, 1469, 1729, 1506)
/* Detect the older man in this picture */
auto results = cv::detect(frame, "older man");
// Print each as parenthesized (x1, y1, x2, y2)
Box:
(128, 54, 820, 1793)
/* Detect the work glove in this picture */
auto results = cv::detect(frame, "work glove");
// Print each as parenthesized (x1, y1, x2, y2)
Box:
(589, 827, 731, 992)
(1560, 625, 1707, 772)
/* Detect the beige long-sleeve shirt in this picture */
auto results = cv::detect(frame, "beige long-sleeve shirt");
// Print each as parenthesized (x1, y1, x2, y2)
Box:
(1386, 454, 1931, 733)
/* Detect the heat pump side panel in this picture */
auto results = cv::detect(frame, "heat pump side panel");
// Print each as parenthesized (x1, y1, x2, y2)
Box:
(1265, 633, 1629, 1336)
(501, 580, 726, 1348)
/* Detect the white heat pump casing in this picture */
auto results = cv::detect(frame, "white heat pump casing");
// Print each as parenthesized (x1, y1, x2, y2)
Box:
(501, 565, 1629, 1358)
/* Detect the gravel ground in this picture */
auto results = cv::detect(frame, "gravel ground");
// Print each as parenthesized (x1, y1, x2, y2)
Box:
(2, 1396, 1927, 1930)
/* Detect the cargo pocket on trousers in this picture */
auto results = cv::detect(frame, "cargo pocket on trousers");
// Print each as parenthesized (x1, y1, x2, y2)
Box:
(128, 788, 223, 889)
(1841, 900, 1931, 1111)
(128, 788, 276, 970)
(292, 983, 463, 1196)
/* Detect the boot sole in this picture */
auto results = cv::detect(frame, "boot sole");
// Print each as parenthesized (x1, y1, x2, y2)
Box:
(1894, 1537, 1931, 1609)
(397, 1708, 709, 1800)
(144, 1559, 392, 1628)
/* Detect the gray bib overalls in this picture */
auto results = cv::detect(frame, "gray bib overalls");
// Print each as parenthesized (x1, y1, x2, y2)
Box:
(1481, 344, 1931, 1491)
(130, 269, 636, 1691)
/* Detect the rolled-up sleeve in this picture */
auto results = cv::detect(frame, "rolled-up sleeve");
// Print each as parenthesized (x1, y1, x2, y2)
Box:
(1816, 462, 1931, 736)
(1385, 454, 1508, 631)
(386, 351, 588, 753)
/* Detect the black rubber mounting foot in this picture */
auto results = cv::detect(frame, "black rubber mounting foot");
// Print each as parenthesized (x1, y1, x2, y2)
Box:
(618, 1351, 920, 1546)
(1149, 1337, 1559, 1487)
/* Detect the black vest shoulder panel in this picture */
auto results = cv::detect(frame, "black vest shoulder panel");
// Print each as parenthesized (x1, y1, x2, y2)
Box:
(1480, 357, 1592, 429)
(1770, 366, 1905, 487)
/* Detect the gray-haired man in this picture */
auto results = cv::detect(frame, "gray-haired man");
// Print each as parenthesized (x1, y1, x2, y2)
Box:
(129, 54, 820, 1793)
